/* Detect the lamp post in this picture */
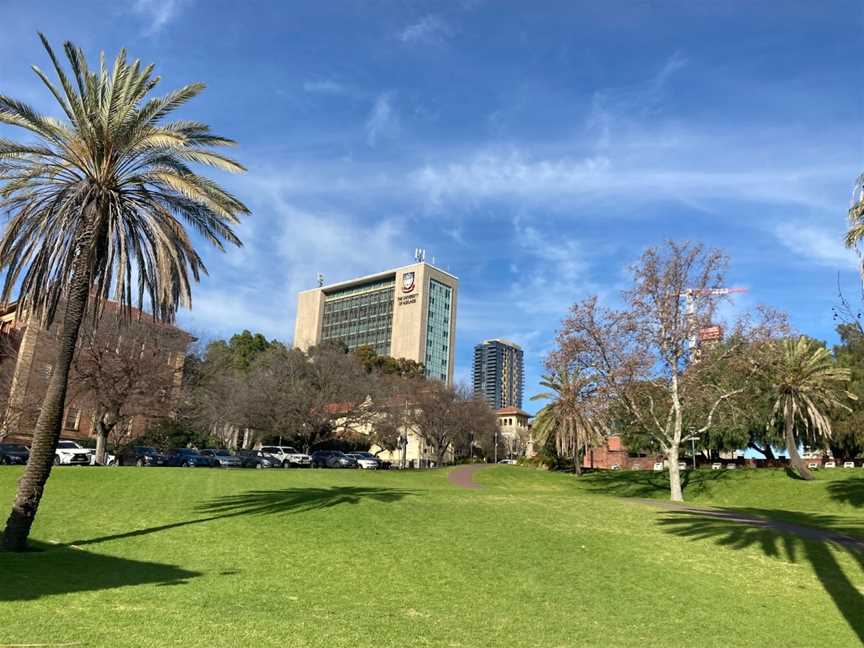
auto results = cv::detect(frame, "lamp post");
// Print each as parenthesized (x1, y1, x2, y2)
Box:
(689, 428, 697, 470)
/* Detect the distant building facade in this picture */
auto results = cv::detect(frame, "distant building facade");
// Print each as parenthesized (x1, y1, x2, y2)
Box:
(294, 262, 458, 384)
(473, 339, 524, 409)
(0, 301, 193, 445)
(495, 406, 531, 458)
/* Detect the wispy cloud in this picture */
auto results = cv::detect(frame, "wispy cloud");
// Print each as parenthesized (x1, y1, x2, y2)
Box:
(365, 92, 399, 146)
(774, 223, 858, 269)
(133, 0, 188, 34)
(302, 79, 347, 95)
(397, 15, 451, 45)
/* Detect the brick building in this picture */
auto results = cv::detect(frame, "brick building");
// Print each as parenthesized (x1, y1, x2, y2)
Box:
(583, 435, 662, 470)
(0, 301, 193, 445)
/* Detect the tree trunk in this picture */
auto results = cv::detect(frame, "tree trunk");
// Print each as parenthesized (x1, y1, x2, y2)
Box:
(785, 404, 812, 481)
(667, 445, 683, 502)
(2, 237, 93, 551)
(94, 426, 108, 465)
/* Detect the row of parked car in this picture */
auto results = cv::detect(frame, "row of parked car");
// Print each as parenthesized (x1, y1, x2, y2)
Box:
(0, 440, 391, 470)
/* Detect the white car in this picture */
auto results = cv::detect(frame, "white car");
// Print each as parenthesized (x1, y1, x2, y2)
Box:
(55, 439, 92, 466)
(259, 445, 311, 468)
(348, 452, 382, 469)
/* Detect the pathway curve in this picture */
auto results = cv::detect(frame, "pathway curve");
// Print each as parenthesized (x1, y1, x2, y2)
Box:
(448, 464, 492, 490)
(637, 498, 864, 552)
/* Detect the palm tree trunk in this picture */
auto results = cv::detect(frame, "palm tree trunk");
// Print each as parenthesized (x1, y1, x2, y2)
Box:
(784, 403, 812, 481)
(2, 246, 92, 551)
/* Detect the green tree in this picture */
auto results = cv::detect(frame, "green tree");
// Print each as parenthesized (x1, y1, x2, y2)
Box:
(844, 173, 864, 249)
(0, 37, 248, 550)
(830, 323, 864, 460)
(531, 366, 604, 476)
(761, 336, 855, 480)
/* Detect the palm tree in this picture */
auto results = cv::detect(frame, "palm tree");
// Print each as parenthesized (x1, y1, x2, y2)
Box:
(765, 337, 855, 481)
(530, 367, 604, 475)
(844, 173, 864, 250)
(0, 36, 248, 550)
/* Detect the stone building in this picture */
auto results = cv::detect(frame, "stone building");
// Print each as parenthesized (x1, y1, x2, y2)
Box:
(0, 301, 193, 445)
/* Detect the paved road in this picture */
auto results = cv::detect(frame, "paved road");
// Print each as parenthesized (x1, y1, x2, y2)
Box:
(447, 464, 491, 490)
(638, 498, 864, 552)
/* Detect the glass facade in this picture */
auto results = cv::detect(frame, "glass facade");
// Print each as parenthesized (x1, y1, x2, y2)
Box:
(424, 279, 452, 381)
(320, 278, 394, 355)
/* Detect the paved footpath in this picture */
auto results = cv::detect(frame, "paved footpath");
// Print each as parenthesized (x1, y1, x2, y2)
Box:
(637, 498, 864, 552)
(447, 464, 492, 490)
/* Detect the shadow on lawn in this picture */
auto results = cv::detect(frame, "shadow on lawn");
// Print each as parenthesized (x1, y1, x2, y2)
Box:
(828, 477, 864, 508)
(68, 486, 416, 547)
(658, 508, 864, 644)
(0, 541, 200, 602)
(579, 468, 731, 498)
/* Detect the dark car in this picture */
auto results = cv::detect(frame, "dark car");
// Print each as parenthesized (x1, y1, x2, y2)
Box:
(200, 449, 243, 468)
(164, 448, 213, 467)
(118, 446, 165, 467)
(236, 449, 281, 469)
(310, 450, 358, 469)
(0, 443, 29, 465)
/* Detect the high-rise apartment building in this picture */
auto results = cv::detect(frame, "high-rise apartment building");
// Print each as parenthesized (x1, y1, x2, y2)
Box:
(294, 262, 458, 384)
(473, 339, 524, 409)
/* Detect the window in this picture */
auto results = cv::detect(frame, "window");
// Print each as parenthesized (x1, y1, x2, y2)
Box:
(63, 408, 80, 431)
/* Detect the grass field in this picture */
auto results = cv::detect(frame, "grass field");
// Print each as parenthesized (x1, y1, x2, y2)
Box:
(1, 465, 863, 647)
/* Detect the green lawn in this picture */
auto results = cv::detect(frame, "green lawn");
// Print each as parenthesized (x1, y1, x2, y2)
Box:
(1, 465, 863, 647)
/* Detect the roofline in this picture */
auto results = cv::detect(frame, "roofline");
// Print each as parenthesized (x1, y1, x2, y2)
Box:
(479, 338, 522, 350)
(299, 262, 459, 295)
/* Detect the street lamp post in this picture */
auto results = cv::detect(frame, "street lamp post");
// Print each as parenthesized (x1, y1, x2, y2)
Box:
(689, 429, 697, 470)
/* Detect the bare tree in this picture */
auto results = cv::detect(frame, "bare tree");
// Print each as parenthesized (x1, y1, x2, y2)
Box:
(69, 317, 191, 464)
(555, 242, 783, 501)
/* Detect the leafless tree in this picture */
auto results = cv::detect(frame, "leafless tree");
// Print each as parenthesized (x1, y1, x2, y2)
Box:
(69, 317, 190, 464)
(554, 241, 785, 501)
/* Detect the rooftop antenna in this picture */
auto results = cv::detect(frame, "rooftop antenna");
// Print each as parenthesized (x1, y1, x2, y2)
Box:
(414, 248, 426, 263)
(317, 273, 325, 288)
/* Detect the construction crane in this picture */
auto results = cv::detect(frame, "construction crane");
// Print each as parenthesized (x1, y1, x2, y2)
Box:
(682, 287, 748, 350)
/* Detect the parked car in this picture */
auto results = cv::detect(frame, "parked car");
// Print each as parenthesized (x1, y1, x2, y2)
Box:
(164, 448, 213, 467)
(346, 452, 381, 469)
(497, 459, 518, 465)
(55, 439, 93, 466)
(118, 446, 165, 467)
(310, 450, 358, 469)
(236, 449, 281, 469)
(0, 443, 29, 465)
(201, 449, 242, 468)
(259, 445, 312, 468)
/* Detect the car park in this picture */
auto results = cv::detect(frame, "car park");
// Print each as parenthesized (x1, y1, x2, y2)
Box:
(236, 449, 281, 469)
(347, 452, 382, 469)
(118, 446, 166, 467)
(0, 443, 29, 465)
(164, 448, 213, 467)
(55, 439, 93, 466)
(310, 450, 358, 468)
(201, 448, 242, 468)
(259, 445, 312, 468)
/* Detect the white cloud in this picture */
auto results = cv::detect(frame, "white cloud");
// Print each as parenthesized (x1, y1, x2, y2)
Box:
(774, 223, 859, 269)
(303, 80, 347, 95)
(397, 15, 451, 45)
(133, 0, 188, 34)
(365, 92, 399, 146)
(410, 148, 845, 211)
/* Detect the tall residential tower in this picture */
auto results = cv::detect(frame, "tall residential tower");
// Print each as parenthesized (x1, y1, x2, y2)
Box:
(293, 262, 458, 384)
(473, 339, 524, 409)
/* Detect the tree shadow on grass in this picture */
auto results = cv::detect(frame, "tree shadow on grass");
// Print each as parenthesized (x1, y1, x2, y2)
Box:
(658, 508, 864, 644)
(68, 486, 417, 547)
(578, 468, 731, 499)
(827, 477, 864, 508)
(0, 541, 199, 602)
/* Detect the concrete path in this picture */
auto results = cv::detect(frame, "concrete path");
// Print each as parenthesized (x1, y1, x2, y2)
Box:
(447, 464, 492, 490)
(638, 498, 864, 552)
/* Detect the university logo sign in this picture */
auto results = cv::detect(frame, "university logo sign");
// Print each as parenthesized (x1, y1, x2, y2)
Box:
(401, 271, 416, 293)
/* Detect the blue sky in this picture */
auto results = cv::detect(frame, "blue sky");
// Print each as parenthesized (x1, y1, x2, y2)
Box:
(1, 1, 863, 412)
